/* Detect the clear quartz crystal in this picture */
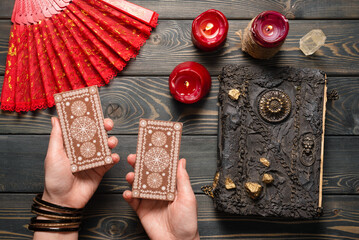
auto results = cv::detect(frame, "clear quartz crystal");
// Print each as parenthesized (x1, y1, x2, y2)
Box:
(299, 29, 326, 56)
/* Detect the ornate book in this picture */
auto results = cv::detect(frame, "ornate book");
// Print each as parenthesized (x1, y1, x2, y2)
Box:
(213, 65, 327, 218)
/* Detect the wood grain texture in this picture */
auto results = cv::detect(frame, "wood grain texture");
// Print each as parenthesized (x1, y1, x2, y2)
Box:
(1, 0, 359, 19)
(0, 135, 358, 195)
(0, 0, 358, 239)
(1, 194, 358, 239)
(1, 76, 358, 136)
(0, 20, 359, 76)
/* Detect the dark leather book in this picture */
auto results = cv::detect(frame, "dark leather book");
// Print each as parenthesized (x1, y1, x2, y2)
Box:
(213, 65, 327, 219)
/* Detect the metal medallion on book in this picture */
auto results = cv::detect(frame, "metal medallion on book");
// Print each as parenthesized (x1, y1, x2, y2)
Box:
(258, 89, 291, 123)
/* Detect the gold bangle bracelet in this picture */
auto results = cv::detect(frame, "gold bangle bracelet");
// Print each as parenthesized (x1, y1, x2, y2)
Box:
(31, 210, 83, 220)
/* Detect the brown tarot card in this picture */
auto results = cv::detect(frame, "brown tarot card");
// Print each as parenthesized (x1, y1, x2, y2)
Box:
(132, 119, 183, 201)
(54, 86, 113, 173)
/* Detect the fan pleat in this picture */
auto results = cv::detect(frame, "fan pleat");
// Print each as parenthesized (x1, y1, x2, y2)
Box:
(39, 21, 72, 93)
(44, 19, 87, 90)
(1, 25, 18, 111)
(58, 11, 117, 84)
(28, 25, 47, 110)
(34, 24, 59, 108)
(64, 8, 127, 73)
(15, 25, 31, 112)
(67, 3, 137, 62)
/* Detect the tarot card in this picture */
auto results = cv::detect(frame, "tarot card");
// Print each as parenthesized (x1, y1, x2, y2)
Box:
(54, 86, 113, 173)
(132, 119, 183, 201)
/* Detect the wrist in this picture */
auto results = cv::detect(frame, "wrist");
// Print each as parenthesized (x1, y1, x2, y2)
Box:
(42, 190, 83, 209)
(34, 231, 79, 240)
(167, 231, 200, 240)
(30, 194, 83, 236)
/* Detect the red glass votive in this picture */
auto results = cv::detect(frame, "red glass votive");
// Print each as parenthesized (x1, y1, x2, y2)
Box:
(250, 11, 289, 48)
(169, 62, 211, 104)
(191, 9, 228, 51)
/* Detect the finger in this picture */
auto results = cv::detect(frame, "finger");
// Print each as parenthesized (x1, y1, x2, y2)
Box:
(108, 136, 118, 149)
(104, 118, 114, 131)
(176, 159, 195, 199)
(126, 172, 135, 185)
(127, 154, 136, 168)
(111, 153, 120, 164)
(48, 117, 64, 153)
(100, 153, 120, 173)
(123, 190, 141, 211)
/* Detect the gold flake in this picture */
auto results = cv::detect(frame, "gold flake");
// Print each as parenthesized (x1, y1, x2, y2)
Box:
(212, 172, 220, 189)
(245, 182, 262, 199)
(8, 43, 16, 56)
(262, 173, 274, 184)
(228, 89, 240, 100)
(225, 177, 236, 190)
(260, 157, 270, 167)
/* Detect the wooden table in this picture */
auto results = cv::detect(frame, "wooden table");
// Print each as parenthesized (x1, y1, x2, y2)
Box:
(1, 0, 359, 239)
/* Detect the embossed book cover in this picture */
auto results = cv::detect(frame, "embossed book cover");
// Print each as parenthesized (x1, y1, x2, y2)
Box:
(213, 65, 327, 218)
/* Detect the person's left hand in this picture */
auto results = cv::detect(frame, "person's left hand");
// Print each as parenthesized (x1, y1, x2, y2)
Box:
(41, 117, 120, 209)
(123, 154, 200, 240)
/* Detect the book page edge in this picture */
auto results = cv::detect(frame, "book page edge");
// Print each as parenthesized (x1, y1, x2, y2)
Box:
(319, 75, 327, 209)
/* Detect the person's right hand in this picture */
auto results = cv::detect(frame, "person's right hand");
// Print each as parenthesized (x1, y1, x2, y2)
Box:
(123, 154, 200, 240)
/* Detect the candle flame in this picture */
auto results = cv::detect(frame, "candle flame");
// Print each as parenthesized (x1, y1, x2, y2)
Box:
(204, 23, 214, 32)
(265, 25, 273, 32)
(185, 81, 190, 88)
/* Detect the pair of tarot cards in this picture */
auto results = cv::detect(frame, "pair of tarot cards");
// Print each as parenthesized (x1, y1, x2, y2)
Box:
(55, 86, 182, 201)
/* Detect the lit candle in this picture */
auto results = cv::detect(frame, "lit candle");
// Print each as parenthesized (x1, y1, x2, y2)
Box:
(241, 11, 289, 59)
(191, 9, 228, 51)
(169, 62, 211, 104)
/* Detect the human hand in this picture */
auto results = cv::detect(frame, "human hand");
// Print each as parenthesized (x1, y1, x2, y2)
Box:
(42, 117, 120, 209)
(123, 154, 200, 240)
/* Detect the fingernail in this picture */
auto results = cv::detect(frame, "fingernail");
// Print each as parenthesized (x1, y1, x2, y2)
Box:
(182, 159, 186, 169)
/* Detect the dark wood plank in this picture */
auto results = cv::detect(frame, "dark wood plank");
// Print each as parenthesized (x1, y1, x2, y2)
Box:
(1, 194, 358, 239)
(1, 0, 359, 19)
(1, 20, 359, 77)
(0, 135, 358, 195)
(1, 76, 357, 136)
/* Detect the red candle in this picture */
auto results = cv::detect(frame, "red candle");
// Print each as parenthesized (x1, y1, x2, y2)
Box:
(191, 9, 228, 51)
(251, 11, 289, 48)
(241, 11, 289, 59)
(169, 62, 211, 104)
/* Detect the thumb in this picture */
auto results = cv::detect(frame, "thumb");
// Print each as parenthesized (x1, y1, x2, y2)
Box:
(176, 158, 194, 198)
(48, 117, 64, 153)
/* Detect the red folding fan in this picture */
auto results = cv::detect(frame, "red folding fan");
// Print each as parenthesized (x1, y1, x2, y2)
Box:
(1, 0, 158, 112)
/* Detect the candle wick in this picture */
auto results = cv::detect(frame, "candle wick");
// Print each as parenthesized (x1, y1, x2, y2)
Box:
(265, 25, 273, 32)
